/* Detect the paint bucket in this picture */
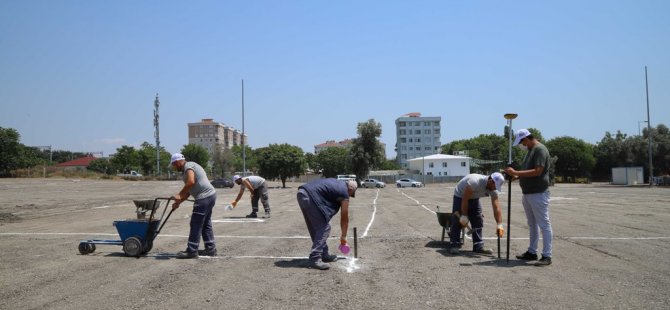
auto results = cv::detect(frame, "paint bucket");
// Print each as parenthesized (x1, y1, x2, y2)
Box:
(339, 243, 350, 255)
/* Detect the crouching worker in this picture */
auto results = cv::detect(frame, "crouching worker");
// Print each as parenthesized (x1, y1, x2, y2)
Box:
(170, 153, 217, 259)
(448, 172, 505, 255)
(297, 178, 356, 270)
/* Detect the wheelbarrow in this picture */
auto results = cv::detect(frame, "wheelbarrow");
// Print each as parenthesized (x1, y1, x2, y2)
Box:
(78, 197, 176, 257)
(436, 206, 468, 243)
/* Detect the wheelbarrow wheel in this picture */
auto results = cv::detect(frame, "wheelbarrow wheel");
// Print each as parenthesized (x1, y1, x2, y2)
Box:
(123, 236, 143, 257)
(89, 243, 96, 253)
(142, 240, 153, 254)
(78, 242, 92, 255)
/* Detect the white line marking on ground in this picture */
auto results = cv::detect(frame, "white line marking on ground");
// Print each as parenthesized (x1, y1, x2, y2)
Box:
(92, 206, 112, 209)
(212, 219, 266, 223)
(550, 197, 578, 201)
(362, 189, 379, 238)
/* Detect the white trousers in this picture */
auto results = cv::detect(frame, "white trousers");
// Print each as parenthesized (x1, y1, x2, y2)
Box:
(522, 191, 553, 257)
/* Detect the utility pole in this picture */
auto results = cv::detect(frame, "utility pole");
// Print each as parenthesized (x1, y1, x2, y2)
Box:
(645, 66, 653, 186)
(242, 80, 246, 176)
(154, 93, 161, 176)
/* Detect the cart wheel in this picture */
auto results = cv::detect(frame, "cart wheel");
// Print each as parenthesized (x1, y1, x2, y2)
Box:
(123, 237, 143, 257)
(89, 243, 96, 253)
(78, 242, 91, 255)
(142, 240, 153, 254)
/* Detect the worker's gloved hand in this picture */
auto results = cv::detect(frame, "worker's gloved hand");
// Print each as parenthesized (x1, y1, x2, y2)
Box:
(496, 224, 504, 238)
(459, 215, 469, 227)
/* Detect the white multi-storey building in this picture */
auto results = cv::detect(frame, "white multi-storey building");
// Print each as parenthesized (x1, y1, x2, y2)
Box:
(188, 118, 247, 156)
(395, 112, 441, 169)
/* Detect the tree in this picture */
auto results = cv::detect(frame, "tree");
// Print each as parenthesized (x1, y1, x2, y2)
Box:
(592, 131, 631, 180)
(110, 145, 141, 174)
(316, 147, 349, 178)
(350, 119, 384, 181)
(88, 158, 114, 175)
(230, 145, 256, 174)
(545, 136, 596, 180)
(181, 144, 210, 168)
(137, 142, 171, 176)
(211, 147, 235, 178)
(0, 127, 23, 176)
(256, 143, 306, 188)
(304, 152, 317, 172)
(377, 158, 401, 170)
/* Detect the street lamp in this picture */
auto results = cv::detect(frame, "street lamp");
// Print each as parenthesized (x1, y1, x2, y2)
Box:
(503, 113, 518, 263)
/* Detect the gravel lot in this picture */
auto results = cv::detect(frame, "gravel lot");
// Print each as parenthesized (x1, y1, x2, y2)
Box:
(1, 178, 669, 309)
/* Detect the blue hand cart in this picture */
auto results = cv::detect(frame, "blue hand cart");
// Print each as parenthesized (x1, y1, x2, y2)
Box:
(78, 197, 176, 257)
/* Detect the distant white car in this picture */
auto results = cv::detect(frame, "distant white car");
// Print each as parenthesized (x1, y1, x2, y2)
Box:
(361, 179, 386, 188)
(396, 178, 423, 188)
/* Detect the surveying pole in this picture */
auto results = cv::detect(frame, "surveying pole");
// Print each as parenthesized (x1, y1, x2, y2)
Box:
(504, 113, 518, 263)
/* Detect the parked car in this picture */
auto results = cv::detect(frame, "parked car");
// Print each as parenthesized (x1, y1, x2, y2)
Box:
(211, 178, 235, 188)
(361, 179, 386, 188)
(396, 178, 423, 188)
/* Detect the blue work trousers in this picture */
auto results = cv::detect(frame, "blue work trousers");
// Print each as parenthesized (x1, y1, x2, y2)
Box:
(297, 189, 332, 262)
(449, 195, 485, 251)
(186, 194, 216, 253)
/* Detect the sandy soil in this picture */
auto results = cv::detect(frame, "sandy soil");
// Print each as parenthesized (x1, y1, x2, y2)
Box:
(1, 178, 669, 309)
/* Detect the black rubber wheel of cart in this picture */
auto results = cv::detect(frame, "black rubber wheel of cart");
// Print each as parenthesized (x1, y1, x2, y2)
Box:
(78, 242, 91, 255)
(123, 236, 143, 257)
(142, 240, 153, 254)
(89, 243, 96, 253)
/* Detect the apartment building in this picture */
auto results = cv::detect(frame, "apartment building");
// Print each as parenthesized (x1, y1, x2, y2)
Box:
(187, 118, 247, 156)
(395, 112, 441, 169)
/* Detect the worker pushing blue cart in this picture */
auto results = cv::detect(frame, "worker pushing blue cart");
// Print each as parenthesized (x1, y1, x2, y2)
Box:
(78, 197, 176, 257)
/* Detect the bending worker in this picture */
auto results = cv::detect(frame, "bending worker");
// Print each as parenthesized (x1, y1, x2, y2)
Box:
(231, 175, 271, 218)
(448, 172, 505, 255)
(297, 178, 356, 270)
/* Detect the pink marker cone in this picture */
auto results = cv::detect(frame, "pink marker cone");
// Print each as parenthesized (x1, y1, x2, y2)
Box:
(338, 243, 350, 255)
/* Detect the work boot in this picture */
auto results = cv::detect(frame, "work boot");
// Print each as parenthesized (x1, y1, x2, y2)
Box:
(176, 250, 198, 259)
(516, 251, 538, 260)
(473, 248, 494, 255)
(322, 254, 338, 263)
(264, 211, 271, 218)
(198, 248, 218, 257)
(246, 212, 257, 218)
(309, 260, 330, 270)
(448, 247, 461, 255)
(535, 256, 552, 266)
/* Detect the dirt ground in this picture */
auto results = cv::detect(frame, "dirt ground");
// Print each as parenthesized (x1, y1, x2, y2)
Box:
(1, 178, 669, 309)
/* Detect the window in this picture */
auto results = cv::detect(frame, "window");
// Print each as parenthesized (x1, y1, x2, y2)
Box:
(415, 121, 420, 126)
(416, 138, 421, 143)
(434, 121, 439, 126)
(401, 154, 407, 159)
(399, 129, 406, 135)
(435, 129, 440, 134)
(461, 161, 467, 167)
(400, 138, 406, 143)
(442, 162, 448, 167)
(425, 146, 431, 151)
(424, 122, 430, 126)
(409, 138, 413, 142)
(399, 121, 406, 126)
(415, 130, 421, 134)
(401, 146, 407, 150)
(435, 146, 440, 151)
(429, 162, 434, 168)
(424, 130, 431, 134)
(409, 147, 413, 150)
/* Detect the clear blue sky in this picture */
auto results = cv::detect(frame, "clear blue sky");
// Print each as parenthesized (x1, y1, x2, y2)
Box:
(1, 0, 668, 158)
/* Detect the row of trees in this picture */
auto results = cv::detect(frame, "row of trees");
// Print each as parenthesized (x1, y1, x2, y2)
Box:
(441, 124, 670, 181)
(4, 122, 668, 183)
